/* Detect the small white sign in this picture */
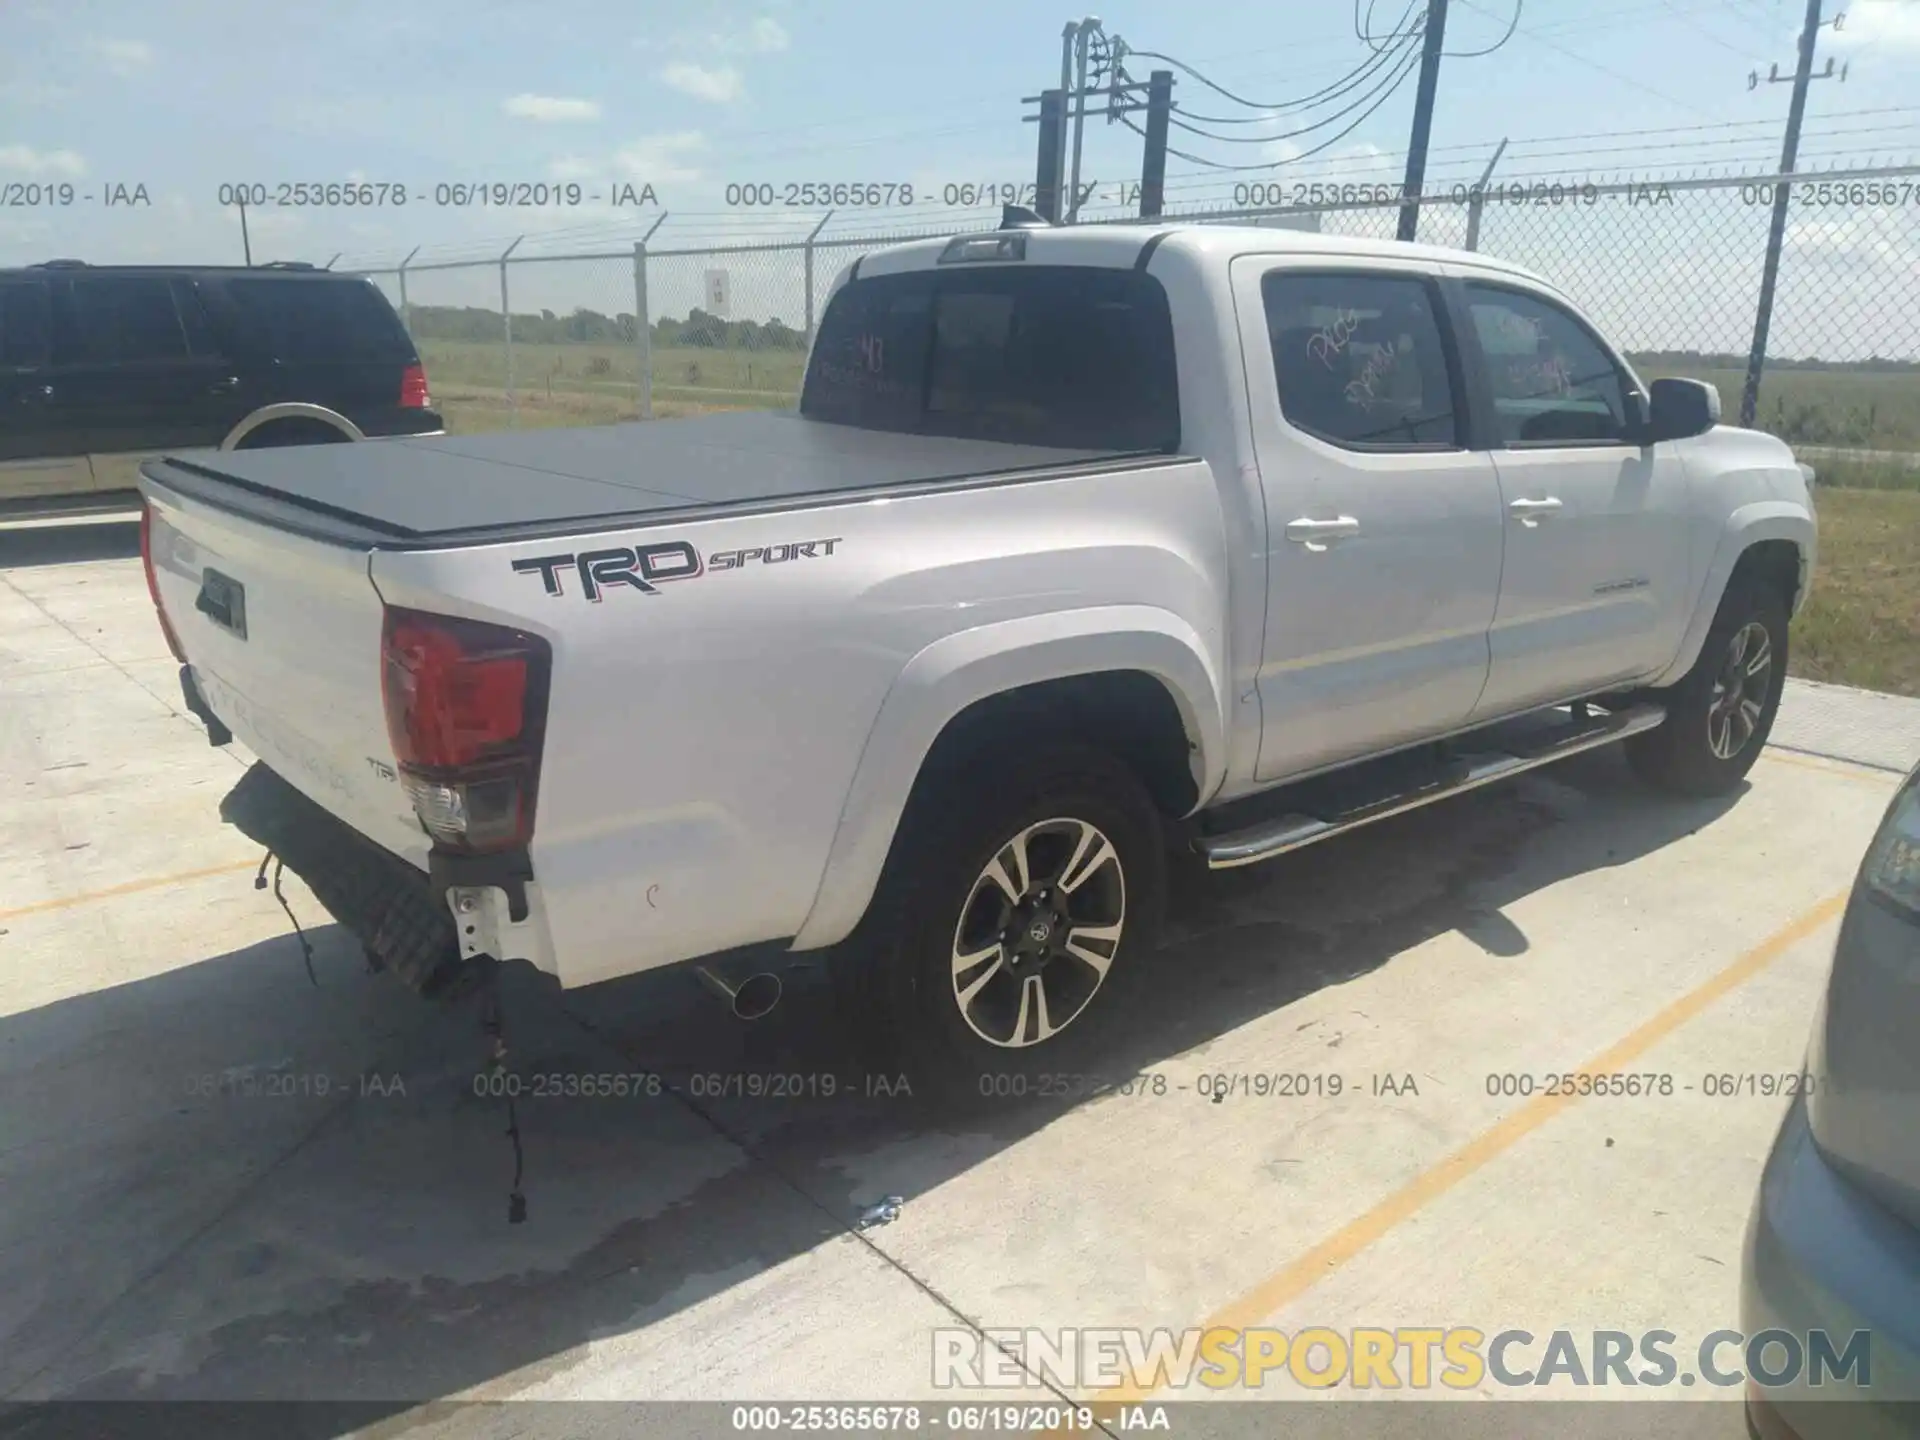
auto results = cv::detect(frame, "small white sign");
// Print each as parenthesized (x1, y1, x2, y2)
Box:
(704, 268, 731, 317)
(1251, 211, 1322, 233)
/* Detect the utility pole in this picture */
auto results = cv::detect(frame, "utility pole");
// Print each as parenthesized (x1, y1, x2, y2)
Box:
(238, 199, 253, 265)
(1739, 0, 1842, 427)
(1057, 24, 1080, 206)
(1026, 33, 1157, 222)
(1396, 0, 1449, 243)
(1139, 70, 1173, 218)
(1034, 89, 1067, 223)
(1066, 17, 1103, 222)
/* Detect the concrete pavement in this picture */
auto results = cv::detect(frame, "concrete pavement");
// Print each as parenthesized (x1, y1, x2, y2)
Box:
(1, 516, 1911, 1435)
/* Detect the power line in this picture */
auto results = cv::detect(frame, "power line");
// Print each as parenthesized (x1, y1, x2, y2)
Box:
(1455, 0, 1719, 117)
(1356, 0, 1422, 51)
(1114, 41, 1426, 172)
(1163, 31, 1428, 145)
(1656, 0, 1764, 55)
(1164, 15, 1425, 123)
(1124, 15, 1423, 115)
(1445, 0, 1523, 56)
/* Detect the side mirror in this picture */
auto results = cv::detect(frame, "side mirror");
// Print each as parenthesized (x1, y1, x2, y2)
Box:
(1641, 377, 1721, 444)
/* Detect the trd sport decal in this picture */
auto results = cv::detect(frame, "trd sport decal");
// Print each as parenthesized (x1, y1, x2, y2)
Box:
(511, 536, 841, 601)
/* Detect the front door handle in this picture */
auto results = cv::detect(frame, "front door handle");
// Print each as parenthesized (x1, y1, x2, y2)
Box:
(16, 383, 54, 405)
(1284, 516, 1361, 551)
(207, 375, 240, 395)
(1508, 496, 1563, 527)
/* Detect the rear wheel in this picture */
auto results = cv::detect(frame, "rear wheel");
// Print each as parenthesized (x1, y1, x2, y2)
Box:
(1626, 577, 1789, 797)
(233, 419, 353, 449)
(836, 740, 1165, 1104)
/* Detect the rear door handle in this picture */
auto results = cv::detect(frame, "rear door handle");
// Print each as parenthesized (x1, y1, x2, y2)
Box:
(16, 383, 54, 405)
(1284, 515, 1361, 551)
(1508, 496, 1563, 526)
(207, 375, 240, 395)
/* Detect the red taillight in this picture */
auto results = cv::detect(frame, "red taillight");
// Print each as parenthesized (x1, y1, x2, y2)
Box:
(399, 362, 430, 409)
(380, 607, 549, 853)
(140, 500, 186, 662)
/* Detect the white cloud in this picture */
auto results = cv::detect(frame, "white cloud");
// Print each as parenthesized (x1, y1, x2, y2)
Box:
(1830, 0, 1920, 51)
(1334, 142, 1394, 176)
(637, 15, 790, 56)
(0, 144, 87, 177)
(550, 131, 708, 186)
(89, 38, 153, 76)
(504, 93, 603, 122)
(659, 62, 742, 103)
(1784, 214, 1919, 272)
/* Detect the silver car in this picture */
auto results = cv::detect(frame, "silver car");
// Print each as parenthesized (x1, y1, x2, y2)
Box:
(1743, 759, 1920, 1439)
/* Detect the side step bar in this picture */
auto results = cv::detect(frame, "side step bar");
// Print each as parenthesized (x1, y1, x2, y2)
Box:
(1198, 702, 1668, 871)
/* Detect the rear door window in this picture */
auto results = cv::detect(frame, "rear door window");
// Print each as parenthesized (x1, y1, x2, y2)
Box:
(0, 281, 52, 368)
(63, 275, 192, 363)
(171, 278, 226, 359)
(801, 265, 1180, 451)
(1261, 270, 1461, 450)
(223, 277, 412, 363)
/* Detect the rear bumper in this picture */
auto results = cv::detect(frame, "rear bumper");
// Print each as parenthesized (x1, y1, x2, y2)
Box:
(179, 664, 232, 746)
(359, 411, 445, 439)
(219, 761, 481, 999)
(1741, 1093, 1920, 1438)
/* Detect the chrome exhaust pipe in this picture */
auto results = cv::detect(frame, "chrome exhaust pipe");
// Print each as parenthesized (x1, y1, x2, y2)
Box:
(693, 961, 783, 1021)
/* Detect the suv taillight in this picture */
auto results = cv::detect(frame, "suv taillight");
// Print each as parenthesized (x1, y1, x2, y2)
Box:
(140, 500, 186, 662)
(399, 362, 431, 409)
(380, 607, 550, 854)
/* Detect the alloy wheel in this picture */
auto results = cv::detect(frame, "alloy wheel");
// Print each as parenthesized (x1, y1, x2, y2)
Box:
(1708, 620, 1773, 761)
(948, 816, 1127, 1048)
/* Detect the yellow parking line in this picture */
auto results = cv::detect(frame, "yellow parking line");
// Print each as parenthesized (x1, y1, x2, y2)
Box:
(1762, 747, 1906, 785)
(1091, 888, 1851, 1406)
(0, 858, 260, 924)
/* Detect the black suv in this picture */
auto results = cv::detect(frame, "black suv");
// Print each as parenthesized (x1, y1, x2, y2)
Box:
(0, 260, 441, 517)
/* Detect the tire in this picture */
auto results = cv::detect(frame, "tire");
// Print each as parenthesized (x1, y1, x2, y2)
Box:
(834, 739, 1167, 1105)
(1625, 576, 1789, 797)
(234, 420, 352, 450)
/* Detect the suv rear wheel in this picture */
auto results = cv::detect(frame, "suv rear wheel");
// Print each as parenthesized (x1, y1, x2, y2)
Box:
(234, 419, 353, 449)
(836, 740, 1165, 1103)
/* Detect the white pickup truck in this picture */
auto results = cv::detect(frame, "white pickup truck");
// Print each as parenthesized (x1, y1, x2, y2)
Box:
(139, 219, 1817, 1093)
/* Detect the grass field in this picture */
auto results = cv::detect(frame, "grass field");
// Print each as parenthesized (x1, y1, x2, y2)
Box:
(420, 338, 805, 414)
(1633, 361, 1920, 452)
(1793, 487, 1920, 698)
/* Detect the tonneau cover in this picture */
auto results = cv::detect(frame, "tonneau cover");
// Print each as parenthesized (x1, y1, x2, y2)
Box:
(140, 411, 1139, 547)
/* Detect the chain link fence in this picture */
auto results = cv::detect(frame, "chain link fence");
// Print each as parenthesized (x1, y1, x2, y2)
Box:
(345, 164, 1920, 459)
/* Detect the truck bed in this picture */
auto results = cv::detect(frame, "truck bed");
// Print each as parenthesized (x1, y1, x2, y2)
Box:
(139, 410, 1149, 549)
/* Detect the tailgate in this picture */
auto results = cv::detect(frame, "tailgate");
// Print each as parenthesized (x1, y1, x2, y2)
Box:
(143, 474, 427, 864)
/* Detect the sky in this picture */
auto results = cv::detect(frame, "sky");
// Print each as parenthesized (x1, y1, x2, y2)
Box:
(3, 0, 1918, 353)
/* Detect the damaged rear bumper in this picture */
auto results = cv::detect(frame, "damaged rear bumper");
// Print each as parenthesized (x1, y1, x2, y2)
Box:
(220, 762, 483, 1000)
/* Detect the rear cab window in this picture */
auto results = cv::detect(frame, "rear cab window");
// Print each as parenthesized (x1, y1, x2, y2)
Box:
(800, 264, 1180, 452)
